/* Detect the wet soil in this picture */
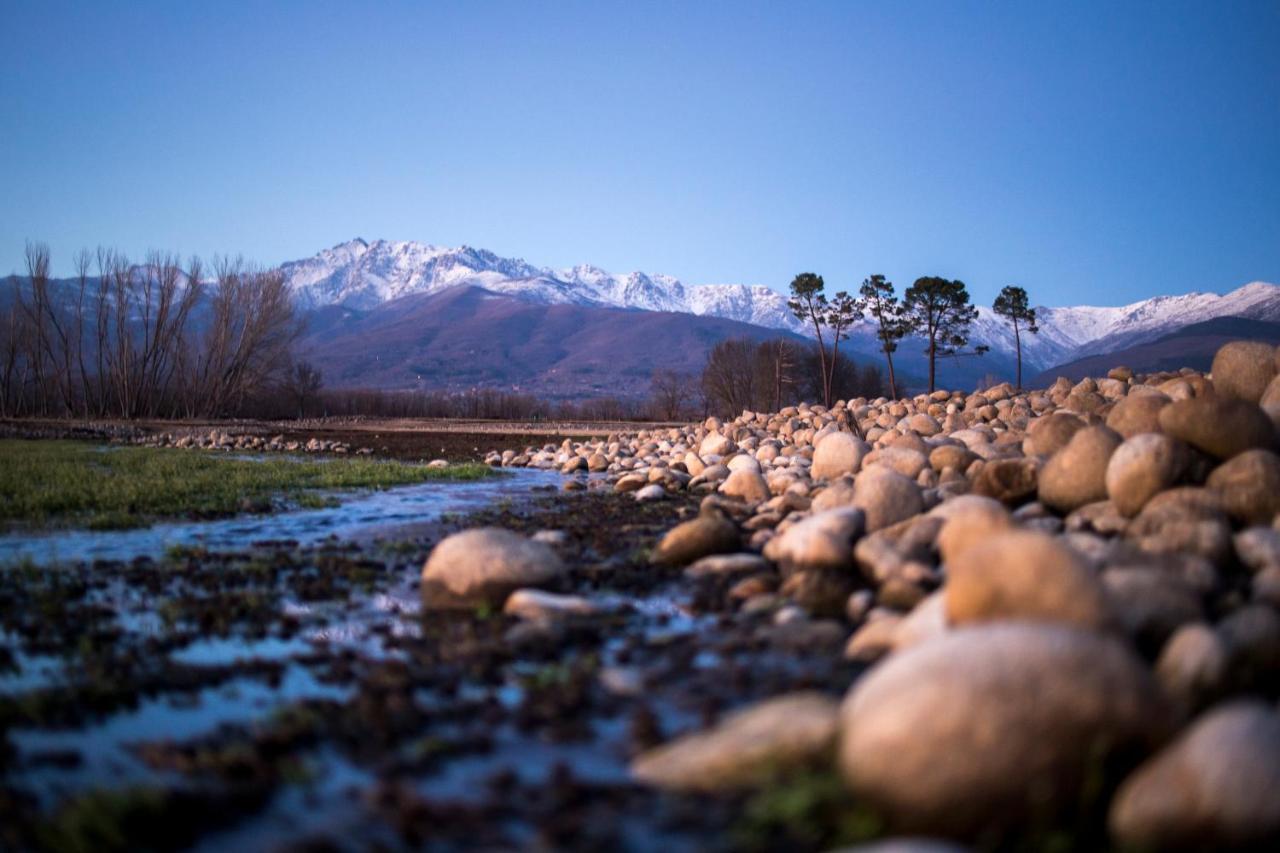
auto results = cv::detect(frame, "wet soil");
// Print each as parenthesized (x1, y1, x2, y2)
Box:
(0, 484, 864, 852)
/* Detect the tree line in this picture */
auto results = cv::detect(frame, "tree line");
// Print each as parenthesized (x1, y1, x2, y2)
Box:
(787, 272, 1039, 396)
(1, 242, 301, 418)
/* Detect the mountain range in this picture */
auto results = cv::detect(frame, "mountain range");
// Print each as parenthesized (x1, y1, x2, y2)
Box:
(286, 238, 1280, 394)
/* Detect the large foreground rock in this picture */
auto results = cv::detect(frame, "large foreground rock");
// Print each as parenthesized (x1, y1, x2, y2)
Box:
(631, 692, 839, 791)
(1109, 701, 1280, 850)
(421, 528, 566, 607)
(838, 624, 1171, 838)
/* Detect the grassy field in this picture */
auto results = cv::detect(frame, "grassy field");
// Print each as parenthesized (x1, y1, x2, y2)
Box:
(0, 439, 495, 530)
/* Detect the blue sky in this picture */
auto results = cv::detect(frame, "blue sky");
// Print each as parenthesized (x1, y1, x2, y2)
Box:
(1, 0, 1277, 307)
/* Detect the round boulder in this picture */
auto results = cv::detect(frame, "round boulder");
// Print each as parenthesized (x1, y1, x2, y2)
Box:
(1205, 449, 1280, 525)
(1110, 701, 1280, 850)
(853, 466, 924, 532)
(632, 692, 839, 792)
(1105, 433, 1190, 517)
(945, 530, 1113, 630)
(651, 512, 740, 566)
(422, 528, 567, 607)
(812, 432, 870, 480)
(1038, 425, 1123, 514)
(1158, 397, 1275, 460)
(839, 623, 1171, 838)
(1211, 340, 1278, 403)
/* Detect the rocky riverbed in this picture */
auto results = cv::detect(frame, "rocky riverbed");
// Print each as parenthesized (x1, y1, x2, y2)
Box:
(3, 339, 1280, 850)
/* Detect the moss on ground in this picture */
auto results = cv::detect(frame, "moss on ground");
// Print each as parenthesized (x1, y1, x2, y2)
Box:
(0, 439, 496, 530)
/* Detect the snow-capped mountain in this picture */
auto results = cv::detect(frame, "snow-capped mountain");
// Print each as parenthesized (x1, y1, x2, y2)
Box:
(282, 238, 808, 333)
(281, 238, 1279, 373)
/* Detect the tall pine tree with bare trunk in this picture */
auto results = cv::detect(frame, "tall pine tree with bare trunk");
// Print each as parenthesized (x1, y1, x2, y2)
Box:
(993, 285, 1039, 390)
(858, 274, 909, 399)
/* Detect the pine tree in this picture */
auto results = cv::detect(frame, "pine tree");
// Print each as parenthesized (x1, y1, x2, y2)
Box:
(903, 276, 987, 393)
(992, 285, 1039, 390)
(858, 274, 908, 399)
(822, 290, 862, 408)
(787, 272, 833, 406)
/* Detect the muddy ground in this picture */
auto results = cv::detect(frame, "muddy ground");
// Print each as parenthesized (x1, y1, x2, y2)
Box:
(0, 479, 866, 851)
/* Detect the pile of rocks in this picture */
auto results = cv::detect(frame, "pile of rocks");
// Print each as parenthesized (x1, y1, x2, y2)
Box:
(138, 430, 374, 455)
(441, 339, 1280, 847)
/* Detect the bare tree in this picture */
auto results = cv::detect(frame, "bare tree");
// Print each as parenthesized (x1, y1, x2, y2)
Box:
(649, 368, 691, 421)
(282, 359, 324, 418)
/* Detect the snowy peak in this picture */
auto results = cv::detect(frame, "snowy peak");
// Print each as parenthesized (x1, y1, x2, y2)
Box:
(279, 237, 1277, 373)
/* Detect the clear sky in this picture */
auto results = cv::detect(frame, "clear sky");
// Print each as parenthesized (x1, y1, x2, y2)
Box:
(2, 0, 1277, 307)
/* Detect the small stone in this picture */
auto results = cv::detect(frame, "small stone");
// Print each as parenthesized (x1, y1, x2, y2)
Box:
(631, 692, 839, 792)
(844, 614, 903, 662)
(685, 553, 771, 578)
(932, 495, 1012, 563)
(763, 508, 864, 574)
(812, 432, 870, 480)
(1105, 433, 1190, 517)
(1101, 566, 1203, 654)
(1038, 425, 1123, 514)
(421, 528, 567, 607)
(1105, 393, 1170, 439)
(866, 447, 929, 479)
(719, 468, 770, 504)
(1217, 604, 1280, 692)
(1205, 449, 1280, 525)
(1154, 623, 1228, 712)
(1109, 702, 1280, 850)
(634, 483, 667, 502)
(651, 513, 740, 566)
(503, 589, 608, 620)
(945, 530, 1113, 630)
(1235, 527, 1280, 573)
(699, 431, 735, 457)
(1025, 412, 1085, 457)
(838, 623, 1171, 838)
(970, 458, 1039, 506)
(1158, 396, 1276, 460)
(1211, 340, 1278, 403)
(853, 466, 924, 532)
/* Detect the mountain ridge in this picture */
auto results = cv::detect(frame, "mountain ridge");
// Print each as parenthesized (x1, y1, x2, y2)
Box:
(280, 237, 1279, 374)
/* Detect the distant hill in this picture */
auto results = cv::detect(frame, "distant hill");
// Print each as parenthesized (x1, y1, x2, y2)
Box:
(1029, 316, 1280, 384)
(295, 285, 812, 399)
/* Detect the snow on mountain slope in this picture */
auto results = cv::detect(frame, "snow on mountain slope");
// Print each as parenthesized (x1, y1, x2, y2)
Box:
(281, 238, 1278, 373)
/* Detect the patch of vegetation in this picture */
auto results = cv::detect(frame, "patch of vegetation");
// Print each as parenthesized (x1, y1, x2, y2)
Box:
(733, 767, 884, 851)
(0, 440, 497, 530)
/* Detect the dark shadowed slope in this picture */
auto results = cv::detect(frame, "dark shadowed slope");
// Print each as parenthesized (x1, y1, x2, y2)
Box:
(1030, 317, 1280, 384)
(296, 286, 810, 399)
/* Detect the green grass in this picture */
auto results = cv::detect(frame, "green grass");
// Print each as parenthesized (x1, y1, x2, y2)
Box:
(0, 439, 496, 530)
